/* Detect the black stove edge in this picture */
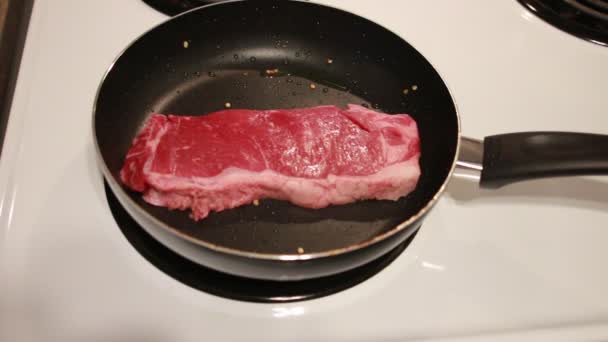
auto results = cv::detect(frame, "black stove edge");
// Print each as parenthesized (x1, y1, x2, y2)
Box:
(0, 0, 35, 157)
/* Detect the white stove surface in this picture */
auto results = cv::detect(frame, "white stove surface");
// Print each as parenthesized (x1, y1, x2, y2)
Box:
(1, 0, 608, 341)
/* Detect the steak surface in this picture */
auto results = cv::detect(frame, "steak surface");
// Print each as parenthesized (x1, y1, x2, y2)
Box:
(120, 104, 421, 220)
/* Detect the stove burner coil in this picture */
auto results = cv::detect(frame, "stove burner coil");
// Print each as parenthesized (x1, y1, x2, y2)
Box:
(518, 0, 608, 46)
(105, 181, 416, 303)
(142, 0, 223, 16)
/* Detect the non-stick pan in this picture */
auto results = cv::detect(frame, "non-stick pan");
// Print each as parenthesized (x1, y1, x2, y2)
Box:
(94, 0, 608, 281)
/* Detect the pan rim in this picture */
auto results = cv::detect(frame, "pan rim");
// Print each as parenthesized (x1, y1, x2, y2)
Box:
(92, 0, 462, 261)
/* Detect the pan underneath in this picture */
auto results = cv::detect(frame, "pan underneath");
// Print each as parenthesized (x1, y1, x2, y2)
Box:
(94, 0, 458, 256)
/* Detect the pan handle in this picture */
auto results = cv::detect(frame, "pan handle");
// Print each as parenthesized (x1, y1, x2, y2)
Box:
(456, 132, 608, 188)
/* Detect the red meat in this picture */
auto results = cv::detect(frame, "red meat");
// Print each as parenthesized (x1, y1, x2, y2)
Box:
(121, 104, 421, 220)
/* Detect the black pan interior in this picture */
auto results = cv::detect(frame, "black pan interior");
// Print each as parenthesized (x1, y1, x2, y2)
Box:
(95, 0, 459, 254)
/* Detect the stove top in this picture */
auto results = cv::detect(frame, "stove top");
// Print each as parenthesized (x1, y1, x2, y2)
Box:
(519, 0, 608, 46)
(1, 1, 608, 341)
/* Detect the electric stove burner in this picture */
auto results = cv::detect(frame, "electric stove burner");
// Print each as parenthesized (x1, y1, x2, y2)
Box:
(518, 0, 608, 46)
(105, 182, 416, 303)
(142, 0, 224, 16)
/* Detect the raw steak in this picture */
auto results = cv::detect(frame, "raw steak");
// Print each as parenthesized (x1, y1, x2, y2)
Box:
(120, 104, 421, 220)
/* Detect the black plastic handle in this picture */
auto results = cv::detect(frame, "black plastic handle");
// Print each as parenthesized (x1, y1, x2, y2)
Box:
(479, 132, 608, 188)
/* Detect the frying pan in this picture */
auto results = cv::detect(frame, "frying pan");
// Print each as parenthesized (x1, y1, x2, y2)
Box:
(93, 0, 608, 281)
